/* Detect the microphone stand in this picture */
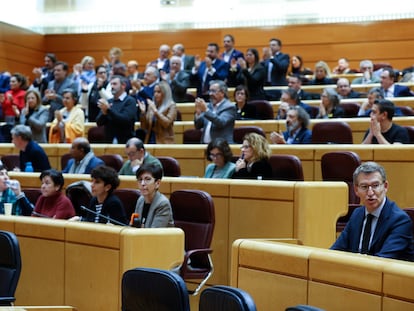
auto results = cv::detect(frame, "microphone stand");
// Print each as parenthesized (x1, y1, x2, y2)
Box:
(80, 205, 128, 227)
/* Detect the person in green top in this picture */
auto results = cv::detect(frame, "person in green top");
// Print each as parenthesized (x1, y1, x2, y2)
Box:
(119, 137, 162, 176)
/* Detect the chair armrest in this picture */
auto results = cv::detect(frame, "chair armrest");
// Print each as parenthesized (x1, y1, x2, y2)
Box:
(181, 248, 213, 275)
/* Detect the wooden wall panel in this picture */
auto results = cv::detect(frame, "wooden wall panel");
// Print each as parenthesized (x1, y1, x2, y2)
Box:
(1, 19, 413, 82)
(0, 22, 45, 76)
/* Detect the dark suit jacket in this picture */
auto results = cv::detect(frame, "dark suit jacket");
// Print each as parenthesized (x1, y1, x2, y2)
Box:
(282, 127, 312, 144)
(96, 94, 137, 144)
(183, 55, 195, 72)
(170, 70, 190, 103)
(220, 49, 244, 63)
(227, 64, 267, 100)
(264, 52, 290, 86)
(331, 199, 414, 261)
(381, 84, 414, 97)
(194, 98, 236, 143)
(191, 59, 230, 97)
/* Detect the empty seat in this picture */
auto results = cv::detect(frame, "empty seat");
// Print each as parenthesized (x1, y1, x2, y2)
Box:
(98, 154, 124, 172)
(157, 156, 181, 177)
(311, 121, 353, 144)
(0, 230, 21, 306)
(113, 188, 140, 221)
(170, 189, 215, 295)
(399, 106, 414, 116)
(340, 102, 360, 118)
(269, 154, 304, 181)
(321, 151, 361, 232)
(1, 155, 20, 171)
(183, 128, 202, 144)
(122, 267, 190, 311)
(199, 285, 257, 311)
(405, 126, 414, 143)
(248, 100, 274, 119)
(87, 126, 106, 143)
(233, 126, 266, 144)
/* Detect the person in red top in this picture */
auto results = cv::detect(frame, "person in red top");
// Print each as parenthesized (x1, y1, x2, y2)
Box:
(3, 73, 27, 125)
(33, 169, 75, 219)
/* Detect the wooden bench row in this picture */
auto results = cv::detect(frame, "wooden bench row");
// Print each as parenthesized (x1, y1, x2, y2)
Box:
(0, 215, 183, 311)
(231, 239, 414, 311)
(8, 173, 348, 290)
(3, 141, 414, 207)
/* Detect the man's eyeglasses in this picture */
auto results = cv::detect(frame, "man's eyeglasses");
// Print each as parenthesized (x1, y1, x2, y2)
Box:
(208, 89, 220, 94)
(357, 183, 383, 192)
(137, 177, 155, 185)
(97, 71, 107, 75)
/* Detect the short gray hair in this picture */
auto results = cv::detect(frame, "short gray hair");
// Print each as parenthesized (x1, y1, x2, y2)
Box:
(209, 80, 228, 97)
(10, 125, 32, 141)
(353, 161, 386, 185)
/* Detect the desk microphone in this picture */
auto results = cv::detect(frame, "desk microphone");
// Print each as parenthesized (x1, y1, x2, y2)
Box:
(129, 212, 141, 227)
(80, 205, 128, 227)
(32, 211, 52, 218)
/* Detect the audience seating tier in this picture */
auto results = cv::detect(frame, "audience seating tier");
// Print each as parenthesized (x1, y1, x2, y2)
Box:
(0, 216, 184, 311)
(9, 174, 348, 289)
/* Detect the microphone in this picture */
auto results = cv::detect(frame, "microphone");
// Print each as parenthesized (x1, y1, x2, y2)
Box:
(80, 205, 128, 227)
(129, 212, 141, 227)
(32, 211, 52, 218)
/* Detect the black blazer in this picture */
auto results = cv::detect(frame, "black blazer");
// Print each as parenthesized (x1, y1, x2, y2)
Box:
(232, 158, 273, 180)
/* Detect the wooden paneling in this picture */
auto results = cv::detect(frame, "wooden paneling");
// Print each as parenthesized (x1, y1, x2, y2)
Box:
(1, 19, 414, 81)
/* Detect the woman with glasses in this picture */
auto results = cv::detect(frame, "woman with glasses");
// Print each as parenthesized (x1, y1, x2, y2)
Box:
(316, 87, 344, 119)
(133, 163, 174, 228)
(204, 138, 236, 178)
(232, 132, 272, 180)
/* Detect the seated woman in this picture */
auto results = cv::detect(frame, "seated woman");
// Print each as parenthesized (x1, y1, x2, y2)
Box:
(20, 90, 49, 143)
(234, 85, 257, 120)
(49, 88, 85, 143)
(204, 138, 236, 178)
(309, 61, 336, 85)
(0, 165, 34, 216)
(138, 80, 177, 144)
(289, 55, 313, 77)
(232, 132, 272, 180)
(134, 163, 174, 228)
(70, 165, 128, 225)
(32, 169, 75, 219)
(316, 88, 344, 119)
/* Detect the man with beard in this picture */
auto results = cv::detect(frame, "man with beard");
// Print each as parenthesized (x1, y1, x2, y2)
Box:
(96, 75, 137, 144)
(270, 106, 312, 144)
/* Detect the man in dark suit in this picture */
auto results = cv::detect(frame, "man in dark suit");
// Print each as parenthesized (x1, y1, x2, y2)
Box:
(96, 75, 137, 144)
(264, 38, 290, 86)
(220, 34, 244, 63)
(270, 106, 312, 144)
(380, 67, 413, 98)
(331, 161, 414, 261)
(194, 80, 236, 144)
(161, 56, 190, 103)
(191, 43, 229, 99)
(150, 44, 170, 73)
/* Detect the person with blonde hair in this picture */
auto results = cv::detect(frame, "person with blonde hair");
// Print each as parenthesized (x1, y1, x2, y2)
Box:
(232, 132, 272, 180)
(310, 61, 335, 85)
(138, 80, 176, 144)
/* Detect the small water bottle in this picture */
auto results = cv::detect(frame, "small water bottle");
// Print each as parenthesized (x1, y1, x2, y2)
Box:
(25, 162, 34, 172)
